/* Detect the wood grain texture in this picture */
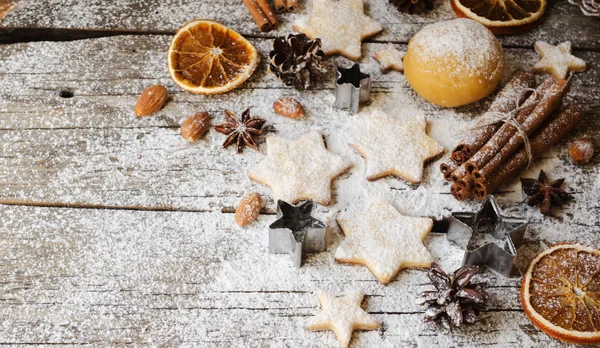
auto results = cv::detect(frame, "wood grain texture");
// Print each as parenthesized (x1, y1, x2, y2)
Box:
(0, 204, 595, 346)
(0, 35, 598, 219)
(0, 0, 599, 49)
(0, 2, 599, 346)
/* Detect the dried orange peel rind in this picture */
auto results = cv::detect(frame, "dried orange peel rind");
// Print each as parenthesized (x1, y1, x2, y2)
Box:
(451, 0, 547, 34)
(167, 20, 260, 95)
(521, 243, 600, 344)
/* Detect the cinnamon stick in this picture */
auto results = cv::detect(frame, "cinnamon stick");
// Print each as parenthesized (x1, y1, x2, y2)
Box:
(286, 0, 300, 11)
(450, 163, 468, 183)
(257, 0, 278, 25)
(464, 77, 560, 177)
(451, 70, 536, 164)
(458, 175, 474, 189)
(451, 182, 473, 201)
(274, 0, 287, 12)
(474, 81, 570, 182)
(474, 105, 582, 199)
(440, 160, 458, 181)
(242, 0, 277, 31)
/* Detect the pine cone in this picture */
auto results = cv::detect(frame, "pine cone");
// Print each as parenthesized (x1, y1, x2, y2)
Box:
(417, 263, 487, 329)
(389, 0, 434, 14)
(268, 34, 325, 90)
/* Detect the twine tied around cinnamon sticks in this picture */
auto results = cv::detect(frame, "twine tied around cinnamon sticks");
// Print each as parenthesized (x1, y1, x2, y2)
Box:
(470, 88, 540, 168)
(440, 71, 580, 202)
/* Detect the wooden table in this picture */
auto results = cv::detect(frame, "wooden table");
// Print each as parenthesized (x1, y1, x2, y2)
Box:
(1, 1, 598, 346)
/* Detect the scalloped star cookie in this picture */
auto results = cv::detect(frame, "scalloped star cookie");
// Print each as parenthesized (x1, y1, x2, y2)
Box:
(335, 200, 433, 284)
(307, 289, 380, 347)
(350, 109, 444, 183)
(533, 41, 586, 80)
(248, 130, 351, 206)
(292, 0, 382, 61)
(374, 43, 405, 73)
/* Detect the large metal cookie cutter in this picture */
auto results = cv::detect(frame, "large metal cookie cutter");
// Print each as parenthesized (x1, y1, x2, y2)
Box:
(334, 63, 371, 114)
(439, 195, 528, 277)
(269, 200, 327, 268)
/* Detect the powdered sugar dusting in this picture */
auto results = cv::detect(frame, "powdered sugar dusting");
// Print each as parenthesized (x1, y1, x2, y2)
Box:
(350, 108, 444, 183)
(0, 32, 598, 346)
(335, 200, 433, 284)
(292, 0, 382, 60)
(307, 289, 379, 347)
(409, 18, 503, 80)
(248, 130, 352, 205)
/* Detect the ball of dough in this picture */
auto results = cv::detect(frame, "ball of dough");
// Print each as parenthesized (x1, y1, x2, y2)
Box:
(404, 19, 504, 108)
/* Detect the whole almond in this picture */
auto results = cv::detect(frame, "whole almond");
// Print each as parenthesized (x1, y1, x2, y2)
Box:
(135, 85, 168, 116)
(273, 96, 304, 119)
(181, 112, 211, 142)
(235, 192, 262, 227)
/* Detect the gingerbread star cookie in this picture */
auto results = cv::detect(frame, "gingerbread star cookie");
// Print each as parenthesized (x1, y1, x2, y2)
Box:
(307, 289, 380, 347)
(293, 0, 382, 61)
(532, 41, 586, 80)
(350, 109, 444, 183)
(374, 43, 405, 73)
(248, 130, 351, 206)
(335, 200, 433, 284)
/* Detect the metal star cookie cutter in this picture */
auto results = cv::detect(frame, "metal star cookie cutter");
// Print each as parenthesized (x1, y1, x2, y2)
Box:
(334, 63, 371, 114)
(434, 195, 528, 277)
(269, 200, 327, 268)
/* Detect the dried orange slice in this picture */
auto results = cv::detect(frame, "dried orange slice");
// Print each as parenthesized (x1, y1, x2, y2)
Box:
(521, 243, 600, 344)
(167, 20, 259, 95)
(451, 0, 546, 34)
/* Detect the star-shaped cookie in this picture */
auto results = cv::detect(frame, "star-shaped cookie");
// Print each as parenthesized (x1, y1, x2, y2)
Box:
(350, 109, 444, 183)
(307, 289, 380, 347)
(532, 41, 586, 80)
(293, 0, 382, 61)
(248, 131, 351, 206)
(374, 43, 405, 73)
(335, 200, 433, 284)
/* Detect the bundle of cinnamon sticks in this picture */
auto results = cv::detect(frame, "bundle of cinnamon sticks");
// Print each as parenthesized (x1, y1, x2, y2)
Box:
(243, 0, 278, 32)
(441, 70, 582, 201)
(243, 0, 300, 32)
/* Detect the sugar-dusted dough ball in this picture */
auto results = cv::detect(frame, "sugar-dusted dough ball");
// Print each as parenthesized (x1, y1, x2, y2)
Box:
(404, 19, 504, 108)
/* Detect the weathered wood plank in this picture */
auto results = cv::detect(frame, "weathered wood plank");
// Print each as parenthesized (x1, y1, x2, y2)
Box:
(0, 3, 597, 347)
(0, 35, 598, 224)
(0, 204, 593, 345)
(0, 0, 599, 49)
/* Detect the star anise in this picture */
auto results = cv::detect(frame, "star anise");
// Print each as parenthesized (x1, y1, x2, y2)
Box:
(214, 109, 266, 153)
(520, 170, 574, 216)
(417, 263, 487, 330)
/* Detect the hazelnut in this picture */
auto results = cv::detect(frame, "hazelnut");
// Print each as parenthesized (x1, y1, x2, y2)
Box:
(181, 112, 211, 142)
(569, 138, 594, 164)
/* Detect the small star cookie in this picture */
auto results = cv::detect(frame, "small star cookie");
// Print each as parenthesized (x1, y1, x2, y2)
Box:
(248, 130, 351, 206)
(350, 109, 444, 183)
(335, 200, 433, 284)
(532, 41, 586, 80)
(374, 43, 405, 73)
(293, 0, 382, 61)
(307, 289, 380, 347)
